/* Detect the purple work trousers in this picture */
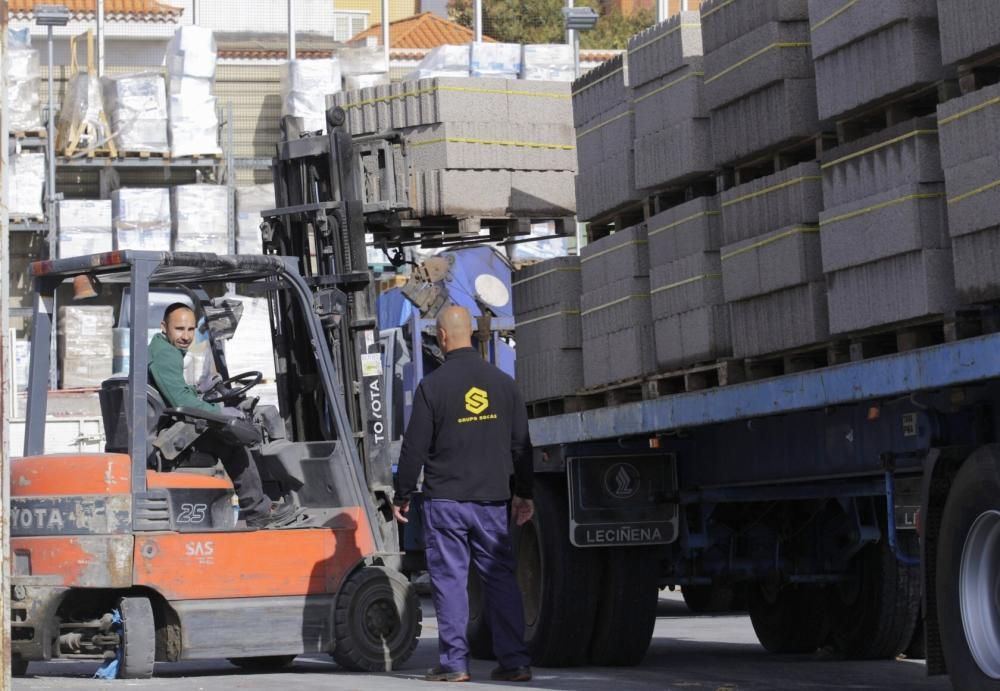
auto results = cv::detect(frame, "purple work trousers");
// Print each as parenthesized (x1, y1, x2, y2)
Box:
(422, 498, 531, 674)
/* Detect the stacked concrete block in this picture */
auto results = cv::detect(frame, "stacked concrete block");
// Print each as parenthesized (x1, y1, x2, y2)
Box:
(580, 226, 657, 387)
(701, 0, 818, 165)
(819, 117, 957, 332)
(938, 82, 1000, 301)
(573, 56, 639, 221)
(629, 13, 713, 190)
(936, 0, 1000, 67)
(728, 282, 829, 357)
(513, 257, 584, 403)
(808, 0, 945, 121)
(720, 161, 822, 243)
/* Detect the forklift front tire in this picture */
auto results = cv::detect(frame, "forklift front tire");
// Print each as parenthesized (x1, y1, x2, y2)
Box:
(118, 596, 156, 679)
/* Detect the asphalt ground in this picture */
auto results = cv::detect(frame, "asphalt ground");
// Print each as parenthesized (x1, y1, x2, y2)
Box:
(14, 591, 952, 690)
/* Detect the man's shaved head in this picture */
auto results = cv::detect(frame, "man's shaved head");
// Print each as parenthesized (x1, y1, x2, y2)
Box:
(436, 306, 473, 353)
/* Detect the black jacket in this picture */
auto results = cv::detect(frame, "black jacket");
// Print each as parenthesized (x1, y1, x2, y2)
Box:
(394, 347, 533, 504)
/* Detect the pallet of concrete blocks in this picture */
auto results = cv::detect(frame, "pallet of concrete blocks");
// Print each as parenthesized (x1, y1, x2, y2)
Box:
(819, 117, 956, 334)
(937, 82, 1000, 303)
(408, 169, 575, 219)
(936, 0, 1000, 68)
(629, 12, 713, 191)
(808, 0, 946, 122)
(58, 305, 114, 389)
(647, 196, 730, 369)
(57, 199, 112, 258)
(580, 225, 657, 388)
(512, 257, 584, 403)
(720, 161, 827, 357)
(173, 184, 229, 254)
(573, 55, 640, 222)
(701, 0, 818, 166)
(112, 187, 172, 252)
(103, 72, 169, 154)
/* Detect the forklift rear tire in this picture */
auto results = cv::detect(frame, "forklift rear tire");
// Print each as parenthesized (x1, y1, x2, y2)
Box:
(331, 565, 422, 672)
(118, 596, 156, 679)
(466, 562, 495, 660)
(588, 547, 659, 666)
(748, 584, 829, 654)
(227, 655, 296, 671)
(11, 655, 28, 677)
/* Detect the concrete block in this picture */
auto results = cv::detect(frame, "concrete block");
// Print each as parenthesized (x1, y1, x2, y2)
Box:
(581, 277, 652, 340)
(627, 12, 704, 88)
(582, 334, 611, 389)
(943, 152, 1000, 238)
(517, 348, 584, 403)
(938, 82, 1000, 170)
(721, 223, 822, 301)
(405, 122, 576, 172)
(581, 224, 649, 293)
(648, 195, 723, 266)
(508, 79, 573, 125)
(937, 0, 1000, 67)
(574, 148, 639, 222)
(952, 225, 1000, 303)
(633, 63, 706, 139)
(654, 304, 732, 369)
(721, 161, 823, 244)
(634, 118, 714, 191)
(411, 77, 510, 126)
(572, 54, 628, 128)
(608, 324, 659, 383)
(516, 311, 582, 352)
(821, 117, 943, 208)
(710, 78, 819, 166)
(513, 256, 581, 316)
(701, 0, 810, 55)
(826, 249, 957, 334)
(808, 0, 940, 58)
(704, 21, 814, 112)
(729, 281, 829, 357)
(820, 182, 950, 272)
(409, 169, 511, 217)
(511, 171, 577, 216)
(650, 252, 724, 317)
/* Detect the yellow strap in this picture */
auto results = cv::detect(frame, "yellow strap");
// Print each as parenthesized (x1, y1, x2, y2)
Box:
(410, 137, 575, 151)
(628, 23, 702, 54)
(580, 293, 650, 316)
(722, 176, 821, 208)
(341, 83, 570, 110)
(576, 109, 634, 139)
(650, 273, 722, 294)
(939, 94, 1000, 126)
(947, 178, 1000, 205)
(580, 239, 648, 263)
(701, 0, 737, 19)
(705, 42, 811, 85)
(721, 225, 819, 260)
(511, 266, 580, 287)
(515, 309, 580, 328)
(810, 0, 860, 32)
(821, 129, 938, 169)
(648, 210, 721, 237)
(572, 66, 624, 97)
(633, 71, 704, 105)
(820, 192, 944, 225)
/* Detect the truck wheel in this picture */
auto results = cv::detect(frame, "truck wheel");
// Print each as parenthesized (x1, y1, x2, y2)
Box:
(331, 565, 421, 672)
(588, 547, 659, 666)
(11, 655, 29, 677)
(936, 444, 1000, 689)
(682, 584, 735, 613)
(227, 655, 296, 670)
(748, 584, 828, 654)
(466, 562, 495, 660)
(513, 476, 599, 667)
(118, 597, 156, 679)
(828, 527, 920, 659)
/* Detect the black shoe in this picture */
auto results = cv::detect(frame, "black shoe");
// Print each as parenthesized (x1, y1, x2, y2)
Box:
(490, 665, 532, 682)
(246, 500, 303, 529)
(424, 666, 470, 682)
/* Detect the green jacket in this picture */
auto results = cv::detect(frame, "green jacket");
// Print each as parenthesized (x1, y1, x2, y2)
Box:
(148, 333, 218, 413)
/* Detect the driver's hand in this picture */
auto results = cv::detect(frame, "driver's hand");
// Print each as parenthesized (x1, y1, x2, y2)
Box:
(199, 373, 224, 395)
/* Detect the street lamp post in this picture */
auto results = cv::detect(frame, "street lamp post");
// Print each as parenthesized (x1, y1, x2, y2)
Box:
(34, 6, 70, 229)
(561, 6, 598, 79)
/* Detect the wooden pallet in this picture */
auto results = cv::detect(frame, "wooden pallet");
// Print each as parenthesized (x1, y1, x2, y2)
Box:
(167, 152, 224, 162)
(716, 134, 836, 191)
(117, 150, 169, 159)
(11, 129, 46, 139)
(832, 80, 958, 146)
(956, 47, 1000, 96)
(577, 376, 647, 408)
(585, 203, 647, 244)
(645, 176, 718, 217)
(394, 214, 575, 246)
(645, 359, 746, 396)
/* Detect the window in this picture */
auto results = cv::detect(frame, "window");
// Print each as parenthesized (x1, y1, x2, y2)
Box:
(334, 12, 369, 42)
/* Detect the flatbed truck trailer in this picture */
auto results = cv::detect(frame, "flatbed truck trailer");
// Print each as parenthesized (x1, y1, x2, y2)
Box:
(508, 329, 1000, 689)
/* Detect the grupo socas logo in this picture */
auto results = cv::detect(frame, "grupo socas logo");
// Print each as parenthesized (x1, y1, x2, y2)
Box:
(603, 462, 641, 500)
(458, 386, 497, 424)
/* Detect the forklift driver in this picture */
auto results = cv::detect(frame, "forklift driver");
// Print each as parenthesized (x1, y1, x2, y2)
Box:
(148, 302, 300, 529)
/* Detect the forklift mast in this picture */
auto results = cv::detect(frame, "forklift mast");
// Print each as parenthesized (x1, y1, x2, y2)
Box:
(260, 108, 408, 512)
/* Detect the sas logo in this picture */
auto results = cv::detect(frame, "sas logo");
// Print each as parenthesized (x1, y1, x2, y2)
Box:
(464, 387, 489, 415)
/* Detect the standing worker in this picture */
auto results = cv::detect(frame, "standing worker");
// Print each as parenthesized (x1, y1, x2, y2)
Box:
(393, 305, 535, 683)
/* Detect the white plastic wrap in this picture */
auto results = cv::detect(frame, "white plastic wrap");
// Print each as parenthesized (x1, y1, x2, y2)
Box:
(104, 72, 169, 153)
(5, 38, 42, 131)
(58, 306, 114, 389)
(281, 59, 343, 134)
(173, 184, 229, 254)
(521, 44, 575, 82)
(224, 293, 278, 407)
(9, 152, 45, 219)
(112, 188, 172, 251)
(165, 26, 217, 80)
(345, 73, 390, 90)
(168, 91, 221, 157)
(57, 199, 113, 258)
(508, 221, 571, 261)
(339, 47, 389, 76)
(236, 184, 276, 255)
(404, 44, 471, 80)
(55, 73, 109, 154)
(471, 42, 523, 78)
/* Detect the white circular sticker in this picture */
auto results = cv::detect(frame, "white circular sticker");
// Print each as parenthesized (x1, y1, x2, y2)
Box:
(474, 273, 510, 308)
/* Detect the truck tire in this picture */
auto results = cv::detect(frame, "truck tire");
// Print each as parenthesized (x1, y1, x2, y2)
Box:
(512, 476, 599, 667)
(118, 597, 156, 679)
(682, 584, 735, 614)
(331, 565, 422, 672)
(747, 584, 828, 654)
(11, 655, 28, 677)
(227, 655, 296, 670)
(466, 562, 495, 660)
(588, 547, 659, 666)
(829, 526, 920, 659)
(936, 444, 1000, 689)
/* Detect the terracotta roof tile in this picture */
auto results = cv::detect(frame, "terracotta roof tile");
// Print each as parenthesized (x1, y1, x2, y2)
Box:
(352, 12, 494, 49)
(9, 0, 183, 20)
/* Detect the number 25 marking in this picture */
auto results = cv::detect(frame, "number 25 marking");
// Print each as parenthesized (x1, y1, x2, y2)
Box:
(177, 503, 208, 523)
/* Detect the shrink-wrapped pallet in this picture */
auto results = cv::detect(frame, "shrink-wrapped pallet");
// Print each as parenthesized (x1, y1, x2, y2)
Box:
(281, 58, 343, 134)
(9, 152, 45, 219)
(165, 25, 217, 80)
(405, 44, 470, 80)
(471, 42, 522, 78)
(112, 188, 172, 252)
(103, 72, 169, 153)
(55, 72, 108, 154)
(58, 306, 114, 389)
(5, 30, 41, 131)
(164, 26, 220, 156)
(339, 46, 389, 90)
(173, 184, 229, 254)
(57, 200, 113, 258)
(236, 184, 275, 255)
(521, 44, 575, 82)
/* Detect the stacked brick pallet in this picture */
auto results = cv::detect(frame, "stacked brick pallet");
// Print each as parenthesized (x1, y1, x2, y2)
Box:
(808, 1, 957, 334)
(329, 78, 575, 219)
(580, 226, 657, 388)
(512, 258, 584, 403)
(628, 12, 712, 191)
(572, 55, 638, 221)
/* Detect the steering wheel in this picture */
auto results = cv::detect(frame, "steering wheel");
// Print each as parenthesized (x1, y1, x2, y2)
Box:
(202, 370, 263, 405)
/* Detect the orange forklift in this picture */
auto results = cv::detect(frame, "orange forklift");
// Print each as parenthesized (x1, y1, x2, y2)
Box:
(10, 109, 421, 677)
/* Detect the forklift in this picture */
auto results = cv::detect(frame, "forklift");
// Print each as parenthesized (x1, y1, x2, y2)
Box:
(9, 107, 421, 677)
